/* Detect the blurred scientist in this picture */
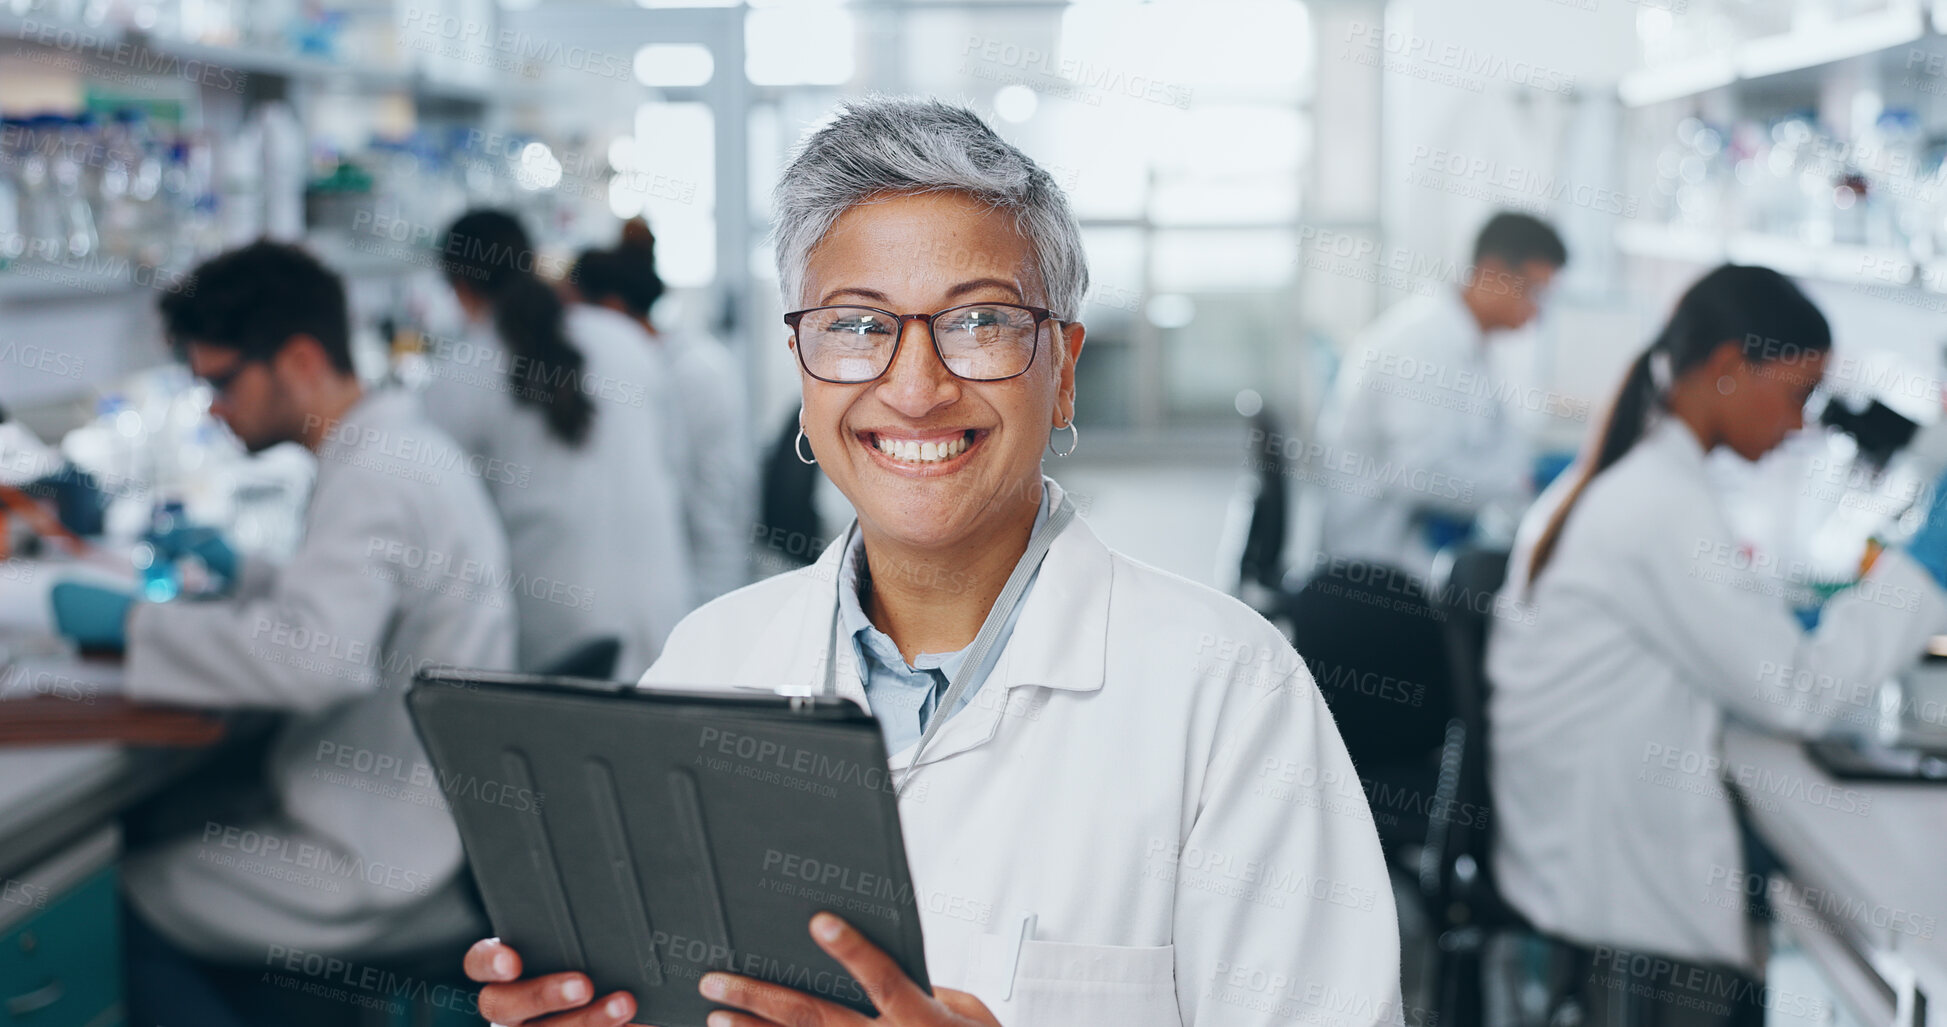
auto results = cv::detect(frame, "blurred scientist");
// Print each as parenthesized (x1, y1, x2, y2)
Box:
(463, 97, 1399, 1027)
(44, 242, 515, 1024)
(1313, 212, 1567, 575)
(425, 209, 692, 678)
(1490, 265, 1947, 1018)
(577, 221, 758, 605)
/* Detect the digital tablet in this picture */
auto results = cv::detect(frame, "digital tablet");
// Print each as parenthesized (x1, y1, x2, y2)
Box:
(407, 669, 930, 1025)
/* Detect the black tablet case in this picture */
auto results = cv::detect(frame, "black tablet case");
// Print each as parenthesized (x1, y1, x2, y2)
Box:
(407, 670, 930, 1025)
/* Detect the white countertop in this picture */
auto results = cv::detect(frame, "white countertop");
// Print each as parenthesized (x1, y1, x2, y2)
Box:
(1723, 725, 1947, 1026)
(0, 746, 129, 841)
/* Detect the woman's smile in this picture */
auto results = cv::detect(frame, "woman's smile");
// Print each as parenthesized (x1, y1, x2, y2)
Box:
(857, 427, 989, 476)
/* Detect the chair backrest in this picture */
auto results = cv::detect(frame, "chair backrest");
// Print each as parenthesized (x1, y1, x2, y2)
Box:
(539, 635, 622, 680)
(757, 407, 826, 570)
(1283, 560, 1451, 766)
(1419, 546, 1511, 910)
(1238, 410, 1289, 592)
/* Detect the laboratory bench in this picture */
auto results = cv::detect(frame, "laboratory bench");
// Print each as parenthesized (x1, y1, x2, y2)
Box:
(1724, 725, 1947, 1027)
(0, 683, 248, 1027)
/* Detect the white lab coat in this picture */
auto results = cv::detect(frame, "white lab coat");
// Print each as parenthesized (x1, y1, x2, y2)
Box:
(1312, 290, 1530, 575)
(1488, 417, 1947, 969)
(653, 325, 758, 605)
(641, 478, 1402, 1026)
(121, 388, 516, 961)
(421, 306, 693, 678)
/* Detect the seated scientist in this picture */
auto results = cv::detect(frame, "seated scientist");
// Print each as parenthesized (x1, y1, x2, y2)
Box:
(464, 98, 1401, 1027)
(1489, 265, 1947, 1019)
(50, 242, 516, 1025)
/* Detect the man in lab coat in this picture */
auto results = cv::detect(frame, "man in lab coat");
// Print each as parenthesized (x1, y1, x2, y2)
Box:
(115, 243, 515, 1023)
(1311, 212, 1567, 576)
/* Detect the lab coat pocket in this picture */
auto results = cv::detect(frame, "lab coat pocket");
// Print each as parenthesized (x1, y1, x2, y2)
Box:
(965, 935, 1180, 1026)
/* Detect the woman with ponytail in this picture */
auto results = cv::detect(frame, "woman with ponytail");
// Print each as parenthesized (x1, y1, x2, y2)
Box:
(1486, 264, 1947, 1018)
(425, 208, 693, 678)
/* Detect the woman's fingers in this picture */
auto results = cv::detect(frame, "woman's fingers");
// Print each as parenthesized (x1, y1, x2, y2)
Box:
(806, 913, 934, 1021)
(700, 1012, 781, 1027)
(463, 937, 638, 1026)
(464, 937, 522, 982)
(475, 972, 628, 1026)
(698, 971, 862, 1027)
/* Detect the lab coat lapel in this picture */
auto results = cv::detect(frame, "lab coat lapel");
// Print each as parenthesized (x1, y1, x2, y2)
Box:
(889, 479, 1113, 772)
(725, 532, 869, 709)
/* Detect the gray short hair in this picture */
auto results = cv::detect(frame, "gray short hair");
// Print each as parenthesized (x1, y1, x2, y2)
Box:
(773, 96, 1089, 320)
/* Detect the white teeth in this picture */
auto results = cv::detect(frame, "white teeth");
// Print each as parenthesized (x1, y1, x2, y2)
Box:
(875, 433, 970, 464)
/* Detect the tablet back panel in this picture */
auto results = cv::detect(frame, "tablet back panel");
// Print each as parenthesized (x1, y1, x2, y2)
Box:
(408, 673, 929, 1025)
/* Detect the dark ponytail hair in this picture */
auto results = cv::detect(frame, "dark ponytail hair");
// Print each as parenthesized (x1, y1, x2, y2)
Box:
(438, 209, 595, 447)
(1527, 264, 1831, 584)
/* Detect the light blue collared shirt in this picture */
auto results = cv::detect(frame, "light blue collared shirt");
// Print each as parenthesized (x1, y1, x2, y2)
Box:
(836, 493, 1051, 756)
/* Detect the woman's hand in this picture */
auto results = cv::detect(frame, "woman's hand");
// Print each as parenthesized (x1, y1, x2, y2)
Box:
(698, 913, 999, 1027)
(465, 937, 637, 1027)
(463, 913, 996, 1027)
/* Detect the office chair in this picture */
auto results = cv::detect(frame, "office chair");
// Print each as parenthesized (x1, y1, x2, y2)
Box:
(1421, 546, 1612, 1027)
(757, 407, 827, 571)
(1216, 409, 1291, 601)
(1420, 545, 1513, 1027)
(1280, 560, 1452, 855)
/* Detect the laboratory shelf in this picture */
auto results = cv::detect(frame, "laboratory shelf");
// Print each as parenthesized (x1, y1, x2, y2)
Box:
(0, 243, 427, 306)
(1619, 2, 1936, 107)
(1614, 221, 1928, 287)
(0, 10, 495, 105)
(0, 265, 143, 304)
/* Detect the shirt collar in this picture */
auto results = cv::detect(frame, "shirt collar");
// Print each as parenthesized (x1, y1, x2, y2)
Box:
(835, 488, 1052, 674)
(1440, 286, 1488, 348)
(722, 476, 1109, 700)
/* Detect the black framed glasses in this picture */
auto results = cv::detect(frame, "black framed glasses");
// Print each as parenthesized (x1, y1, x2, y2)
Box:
(784, 302, 1058, 384)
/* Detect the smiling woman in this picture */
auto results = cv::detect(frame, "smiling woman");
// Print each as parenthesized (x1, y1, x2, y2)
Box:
(464, 96, 1401, 1027)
